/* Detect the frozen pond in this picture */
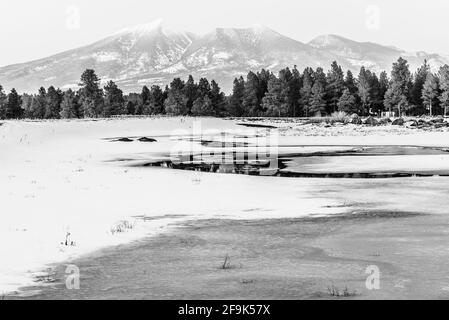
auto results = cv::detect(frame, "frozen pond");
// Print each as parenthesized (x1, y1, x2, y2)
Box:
(111, 136, 449, 178)
(3, 117, 449, 297)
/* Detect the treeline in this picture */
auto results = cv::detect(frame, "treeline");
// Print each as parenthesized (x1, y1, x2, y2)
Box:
(1, 57, 449, 120)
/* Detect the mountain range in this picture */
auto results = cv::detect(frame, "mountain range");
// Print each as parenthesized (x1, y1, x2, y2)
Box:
(1, 19, 448, 94)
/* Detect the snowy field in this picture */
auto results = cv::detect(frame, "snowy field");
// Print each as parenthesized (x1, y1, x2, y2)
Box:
(2, 117, 449, 295)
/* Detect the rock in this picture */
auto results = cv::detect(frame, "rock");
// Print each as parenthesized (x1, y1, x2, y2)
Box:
(431, 116, 445, 123)
(378, 118, 392, 125)
(406, 120, 419, 127)
(419, 121, 432, 127)
(434, 122, 449, 128)
(351, 115, 362, 125)
(391, 118, 405, 126)
(138, 137, 157, 142)
(363, 116, 379, 126)
(114, 137, 134, 142)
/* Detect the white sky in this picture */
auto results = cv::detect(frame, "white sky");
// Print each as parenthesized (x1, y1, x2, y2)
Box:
(1, 0, 448, 67)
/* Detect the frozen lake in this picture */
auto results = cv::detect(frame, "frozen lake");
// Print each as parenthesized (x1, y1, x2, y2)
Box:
(3, 117, 449, 297)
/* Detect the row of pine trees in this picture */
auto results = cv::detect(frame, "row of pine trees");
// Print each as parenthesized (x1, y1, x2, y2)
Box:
(1, 57, 449, 120)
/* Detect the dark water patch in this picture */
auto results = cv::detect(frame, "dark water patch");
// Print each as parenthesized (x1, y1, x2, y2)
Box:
(200, 140, 252, 148)
(197, 211, 424, 227)
(141, 160, 274, 176)
(107, 158, 138, 162)
(237, 123, 278, 129)
(321, 210, 424, 221)
(116, 145, 449, 179)
(277, 169, 447, 179)
(131, 157, 449, 179)
(279, 145, 449, 157)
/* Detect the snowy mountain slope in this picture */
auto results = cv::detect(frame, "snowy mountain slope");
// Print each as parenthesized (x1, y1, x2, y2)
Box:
(0, 20, 196, 93)
(308, 34, 447, 73)
(0, 21, 448, 93)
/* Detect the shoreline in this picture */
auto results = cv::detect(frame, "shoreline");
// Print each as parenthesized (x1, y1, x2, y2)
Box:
(11, 209, 449, 300)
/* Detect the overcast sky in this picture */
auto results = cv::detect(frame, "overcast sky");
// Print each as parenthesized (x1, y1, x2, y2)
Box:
(1, 0, 448, 67)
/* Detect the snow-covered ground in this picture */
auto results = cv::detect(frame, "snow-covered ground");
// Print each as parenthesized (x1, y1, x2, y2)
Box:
(2, 117, 449, 295)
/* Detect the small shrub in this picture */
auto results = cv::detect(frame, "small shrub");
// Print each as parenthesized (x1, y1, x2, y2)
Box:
(327, 284, 358, 297)
(110, 220, 135, 235)
(61, 232, 76, 246)
(330, 111, 350, 124)
(220, 255, 235, 270)
(241, 279, 255, 284)
(306, 112, 351, 125)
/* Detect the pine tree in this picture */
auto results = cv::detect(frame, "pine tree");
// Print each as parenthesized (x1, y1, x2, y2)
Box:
(124, 93, 142, 116)
(60, 89, 79, 119)
(197, 78, 211, 99)
(78, 69, 103, 118)
(327, 61, 345, 113)
(384, 57, 411, 116)
(300, 68, 314, 116)
(45, 86, 62, 119)
(103, 81, 125, 117)
(227, 77, 245, 117)
(184, 75, 198, 114)
(357, 67, 373, 115)
(422, 73, 439, 116)
(148, 85, 165, 115)
(369, 72, 384, 114)
(410, 60, 430, 111)
(257, 69, 271, 110)
(191, 95, 214, 116)
(262, 74, 289, 117)
(164, 78, 188, 115)
(30, 87, 47, 119)
(438, 65, 449, 116)
(0, 85, 7, 119)
(242, 71, 262, 116)
(345, 70, 358, 95)
(6, 88, 23, 119)
(21, 94, 33, 118)
(289, 66, 302, 117)
(139, 85, 151, 115)
(309, 68, 327, 116)
(337, 88, 359, 114)
(378, 71, 389, 103)
(276, 67, 298, 117)
(210, 80, 226, 117)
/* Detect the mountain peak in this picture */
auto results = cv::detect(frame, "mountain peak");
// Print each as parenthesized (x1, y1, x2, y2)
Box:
(308, 34, 350, 48)
(114, 18, 166, 35)
(249, 24, 271, 32)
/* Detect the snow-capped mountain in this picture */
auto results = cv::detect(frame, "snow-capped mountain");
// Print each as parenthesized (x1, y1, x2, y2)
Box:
(0, 20, 448, 93)
(308, 34, 447, 74)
